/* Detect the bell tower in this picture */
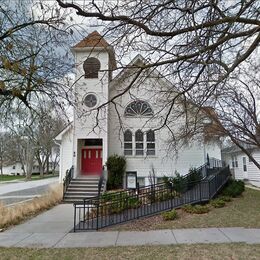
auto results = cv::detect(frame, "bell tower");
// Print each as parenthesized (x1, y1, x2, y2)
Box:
(71, 31, 116, 177)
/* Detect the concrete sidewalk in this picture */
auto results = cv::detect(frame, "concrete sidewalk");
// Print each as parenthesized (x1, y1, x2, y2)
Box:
(1, 204, 260, 248)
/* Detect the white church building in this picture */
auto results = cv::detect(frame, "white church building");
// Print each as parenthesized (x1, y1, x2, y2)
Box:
(56, 31, 222, 187)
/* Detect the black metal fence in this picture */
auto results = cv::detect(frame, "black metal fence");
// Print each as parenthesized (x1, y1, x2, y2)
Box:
(73, 166, 230, 231)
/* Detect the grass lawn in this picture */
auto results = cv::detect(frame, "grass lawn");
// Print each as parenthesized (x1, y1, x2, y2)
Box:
(104, 188, 260, 231)
(1, 244, 260, 260)
(0, 175, 25, 182)
(0, 185, 62, 229)
(0, 174, 58, 182)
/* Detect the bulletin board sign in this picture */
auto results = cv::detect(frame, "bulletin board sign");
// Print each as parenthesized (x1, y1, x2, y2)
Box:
(126, 171, 137, 189)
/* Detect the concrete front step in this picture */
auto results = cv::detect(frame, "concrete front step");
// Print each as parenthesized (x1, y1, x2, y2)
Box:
(67, 187, 99, 191)
(70, 181, 99, 185)
(63, 196, 98, 202)
(66, 190, 98, 195)
(63, 176, 102, 203)
(68, 184, 100, 189)
(71, 178, 99, 181)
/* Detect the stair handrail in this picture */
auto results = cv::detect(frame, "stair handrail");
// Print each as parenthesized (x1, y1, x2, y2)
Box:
(98, 169, 107, 197)
(63, 166, 74, 199)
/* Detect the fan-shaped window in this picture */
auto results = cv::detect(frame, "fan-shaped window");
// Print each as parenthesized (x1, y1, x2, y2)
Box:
(124, 130, 133, 155)
(124, 100, 153, 117)
(135, 130, 144, 155)
(146, 130, 155, 155)
(83, 57, 101, 78)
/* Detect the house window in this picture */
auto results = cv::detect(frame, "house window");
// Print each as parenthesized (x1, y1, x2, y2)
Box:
(146, 130, 155, 155)
(124, 130, 133, 155)
(137, 177, 145, 187)
(135, 130, 144, 155)
(243, 157, 247, 172)
(157, 177, 164, 184)
(83, 57, 101, 78)
(124, 100, 153, 117)
(232, 156, 238, 168)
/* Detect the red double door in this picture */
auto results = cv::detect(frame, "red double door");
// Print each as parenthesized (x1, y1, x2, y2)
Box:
(81, 148, 102, 175)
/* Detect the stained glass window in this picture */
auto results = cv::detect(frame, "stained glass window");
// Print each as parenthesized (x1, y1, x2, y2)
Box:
(135, 130, 144, 155)
(124, 130, 133, 155)
(124, 100, 153, 117)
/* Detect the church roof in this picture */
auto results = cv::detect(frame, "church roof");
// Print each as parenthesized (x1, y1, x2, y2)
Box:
(73, 31, 110, 48)
(72, 31, 117, 70)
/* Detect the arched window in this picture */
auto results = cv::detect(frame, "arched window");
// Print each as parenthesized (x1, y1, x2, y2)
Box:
(124, 100, 153, 117)
(83, 57, 101, 78)
(135, 130, 144, 155)
(146, 130, 155, 155)
(124, 130, 133, 155)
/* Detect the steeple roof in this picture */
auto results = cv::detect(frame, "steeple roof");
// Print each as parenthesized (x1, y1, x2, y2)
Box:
(73, 31, 110, 48)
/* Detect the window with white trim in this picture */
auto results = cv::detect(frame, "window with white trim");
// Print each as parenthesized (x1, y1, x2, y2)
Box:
(231, 156, 238, 168)
(124, 130, 133, 155)
(243, 157, 247, 172)
(135, 130, 144, 155)
(146, 130, 155, 155)
(124, 100, 153, 117)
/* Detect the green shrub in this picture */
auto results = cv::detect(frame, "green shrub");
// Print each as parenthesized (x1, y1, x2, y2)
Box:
(183, 204, 210, 214)
(210, 198, 226, 208)
(221, 180, 245, 198)
(100, 191, 142, 213)
(106, 155, 126, 190)
(162, 175, 172, 189)
(127, 196, 141, 209)
(101, 191, 128, 202)
(172, 172, 187, 193)
(218, 195, 232, 202)
(158, 190, 174, 201)
(186, 167, 202, 188)
(162, 209, 178, 221)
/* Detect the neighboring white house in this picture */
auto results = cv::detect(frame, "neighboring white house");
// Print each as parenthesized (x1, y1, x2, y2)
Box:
(2, 161, 59, 176)
(222, 145, 260, 187)
(2, 162, 40, 176)
(56, 31, 222, 186)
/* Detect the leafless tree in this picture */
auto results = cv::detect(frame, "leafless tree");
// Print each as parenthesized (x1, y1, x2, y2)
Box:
(0, 0, 75, 113)
(201, 56, 260, 169)
(0, 103, 66, 179)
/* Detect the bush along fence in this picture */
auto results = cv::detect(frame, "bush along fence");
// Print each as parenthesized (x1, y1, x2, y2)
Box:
(73, 165, 231, 231)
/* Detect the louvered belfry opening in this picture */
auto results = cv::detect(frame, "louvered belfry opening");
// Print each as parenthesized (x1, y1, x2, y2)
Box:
(83, 57, 101, 78)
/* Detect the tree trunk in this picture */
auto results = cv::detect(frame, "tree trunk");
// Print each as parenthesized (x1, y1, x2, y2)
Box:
(0, 156, 3, 175)
(39, 164, 44, 178)
(46, 155, 50, 175)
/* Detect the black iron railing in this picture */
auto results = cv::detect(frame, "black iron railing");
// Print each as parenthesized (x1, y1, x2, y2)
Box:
(63, 166, 74, 199)
(98, 170, 107, 196)
(73, 165, 230, 231)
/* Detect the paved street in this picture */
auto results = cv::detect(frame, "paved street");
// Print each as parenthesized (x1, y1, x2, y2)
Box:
(1, 204, 260, 248)
(0, 177, 59, 205)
